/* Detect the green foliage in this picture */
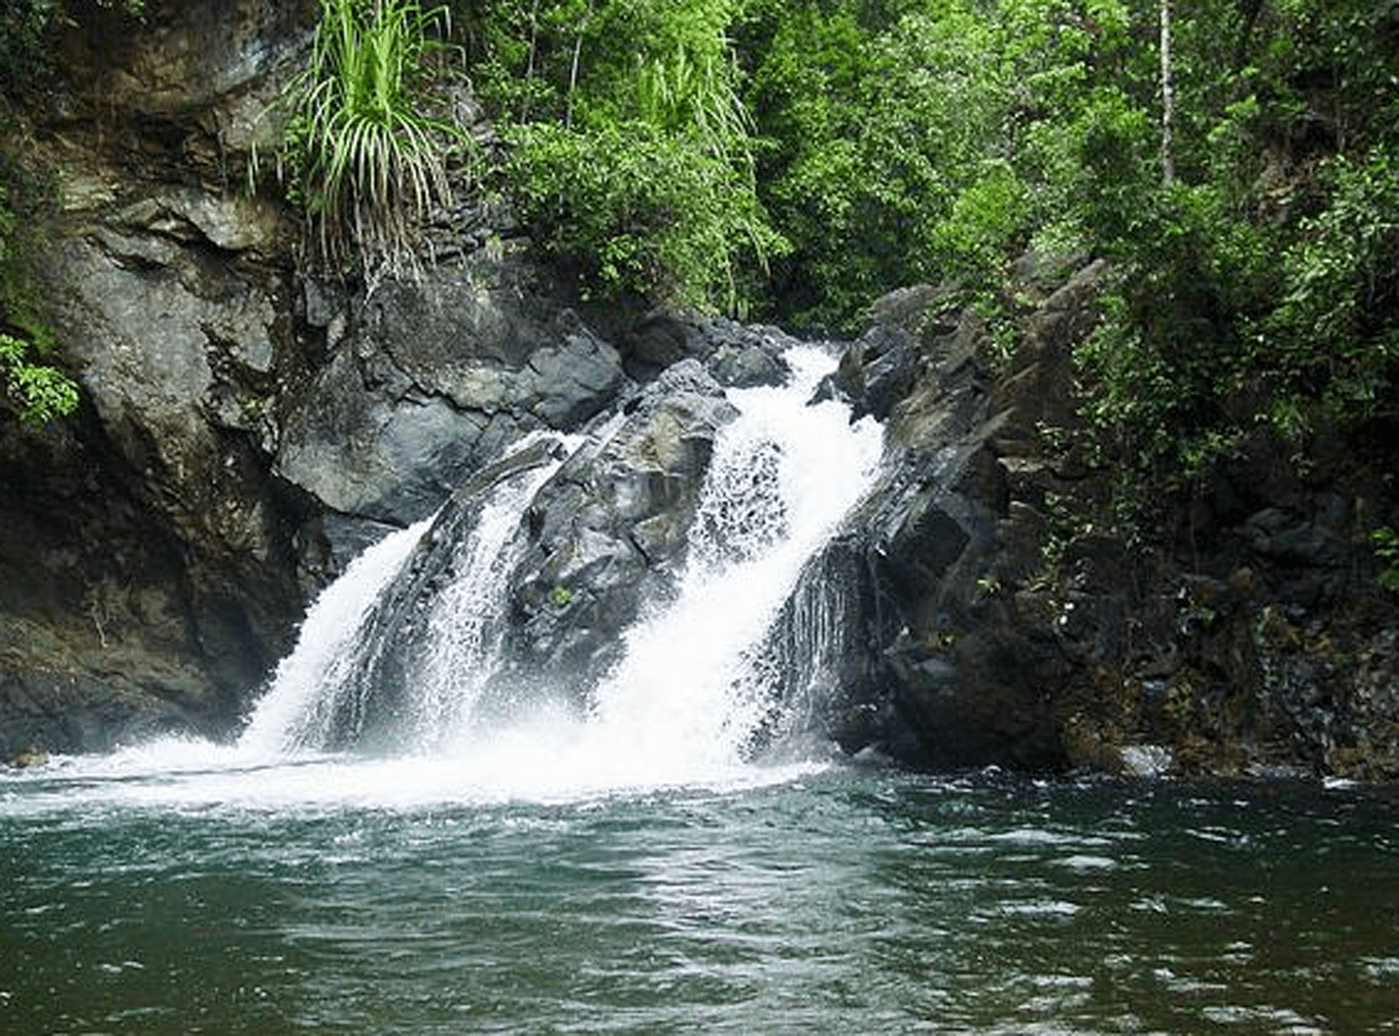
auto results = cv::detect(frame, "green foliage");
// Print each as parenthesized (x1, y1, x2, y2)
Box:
(506, 119, 779, 309)
(735, 0, 1158, 330)
(1373, 527, 1399, 594)
(1074, 179, 1274, 478)
(740, 1, 1025, 328)
(459, 0, 779, 312)
(1, 150, 77, 427)
(270, 0, 469, 277)
(1263, 151, 1399, 428)
(0, 332, 78, 425)
(1057, 0, 1399, 487)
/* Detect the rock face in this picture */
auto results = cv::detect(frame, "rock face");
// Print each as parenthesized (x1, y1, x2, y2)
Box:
(272, 258, 630, 559)
(2, 0, 316, 755)
(776, 264, 1399, 779)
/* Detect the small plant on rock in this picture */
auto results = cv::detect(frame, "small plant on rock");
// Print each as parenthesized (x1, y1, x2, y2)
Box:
(1372, 527, 1399, 594)
(0, 332, 77, 425)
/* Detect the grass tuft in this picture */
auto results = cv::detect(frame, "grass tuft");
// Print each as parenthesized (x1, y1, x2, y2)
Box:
(273, 0, 470, 279)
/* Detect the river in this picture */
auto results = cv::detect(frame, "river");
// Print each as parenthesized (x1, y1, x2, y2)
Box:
(3, 756, 1397, 1034)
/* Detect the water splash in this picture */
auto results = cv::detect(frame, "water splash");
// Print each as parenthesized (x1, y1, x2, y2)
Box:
(238, 515, 435, 757)
(17, 345, 883, 806)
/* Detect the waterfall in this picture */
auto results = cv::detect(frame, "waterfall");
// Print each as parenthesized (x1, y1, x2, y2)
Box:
(574, 348, 883, 778)
(238, 515, 435, 757)
(408, 457, 569, 748)
(239, 434, 574, 756)
(238, 345, 883, 788)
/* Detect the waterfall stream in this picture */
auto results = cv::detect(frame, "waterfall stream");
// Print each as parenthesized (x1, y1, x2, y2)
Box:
(233, 344, 882, 796)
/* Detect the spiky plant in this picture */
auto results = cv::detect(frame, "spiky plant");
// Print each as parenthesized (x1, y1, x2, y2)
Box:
(283, 0, 467, 277)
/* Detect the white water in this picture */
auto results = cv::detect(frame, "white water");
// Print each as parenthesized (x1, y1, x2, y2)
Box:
(15, 346, 883, 809)
(238, 515, 436, 756)
(570, 347, 883, 779)
(411, 456, 573, 749)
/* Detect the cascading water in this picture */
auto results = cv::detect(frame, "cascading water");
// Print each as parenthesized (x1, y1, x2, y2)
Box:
(237, 515, 435, 757)
(408, 458, 573, 749)
(568, 347, 884, 781)
(233, 343, 883, 795)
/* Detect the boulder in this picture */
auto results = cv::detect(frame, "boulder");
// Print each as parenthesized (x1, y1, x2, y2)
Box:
(275, 258, 627, 550)
(500, 359, 738, 687)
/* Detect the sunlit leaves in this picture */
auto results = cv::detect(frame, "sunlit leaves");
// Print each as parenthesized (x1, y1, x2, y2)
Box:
(0, 332, 78, 426)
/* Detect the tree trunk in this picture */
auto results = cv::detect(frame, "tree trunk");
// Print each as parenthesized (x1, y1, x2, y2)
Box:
(1160, 0, 1176, 185)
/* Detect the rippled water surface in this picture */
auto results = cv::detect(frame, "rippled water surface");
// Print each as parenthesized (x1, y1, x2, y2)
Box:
(3, 759, 1396, 1035)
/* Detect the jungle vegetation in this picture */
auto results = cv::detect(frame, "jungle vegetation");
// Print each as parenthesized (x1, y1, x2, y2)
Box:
(2, 0, 1397, 503)
(451, 0, 1399, 488)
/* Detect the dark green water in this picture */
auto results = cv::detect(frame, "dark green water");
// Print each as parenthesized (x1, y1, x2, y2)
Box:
(3, 756, 1397, 1035)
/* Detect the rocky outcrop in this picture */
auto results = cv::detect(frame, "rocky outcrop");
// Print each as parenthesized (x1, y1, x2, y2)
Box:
(2, 0, 317, 756)
(272, 256, 630, 561)
(749, 277, 1077, 770)
(293, 349, 789, 750)
(499, 359, 739, 684)
(780, 262, 1399, 779)
(0, 0, 622, 757)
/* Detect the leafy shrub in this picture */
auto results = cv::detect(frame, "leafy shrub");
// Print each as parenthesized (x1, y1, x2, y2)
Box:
(507, 118, 779, 310)
(1374, 527, 1399, 594)
(0, 332, 78, 425)
(1263, 151, 1399, 429)
(466, 0, 778, 311)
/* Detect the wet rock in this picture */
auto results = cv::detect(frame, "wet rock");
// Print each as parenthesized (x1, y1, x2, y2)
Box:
(501, 360, 739, 685)
(275, 260, 628, 544)
(619, 311, 792, 388)
(767, 275, 1076, 771)
(8, 747, 48, 769)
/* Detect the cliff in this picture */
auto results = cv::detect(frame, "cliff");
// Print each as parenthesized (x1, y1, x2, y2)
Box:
(3, 0, 1397, 779)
